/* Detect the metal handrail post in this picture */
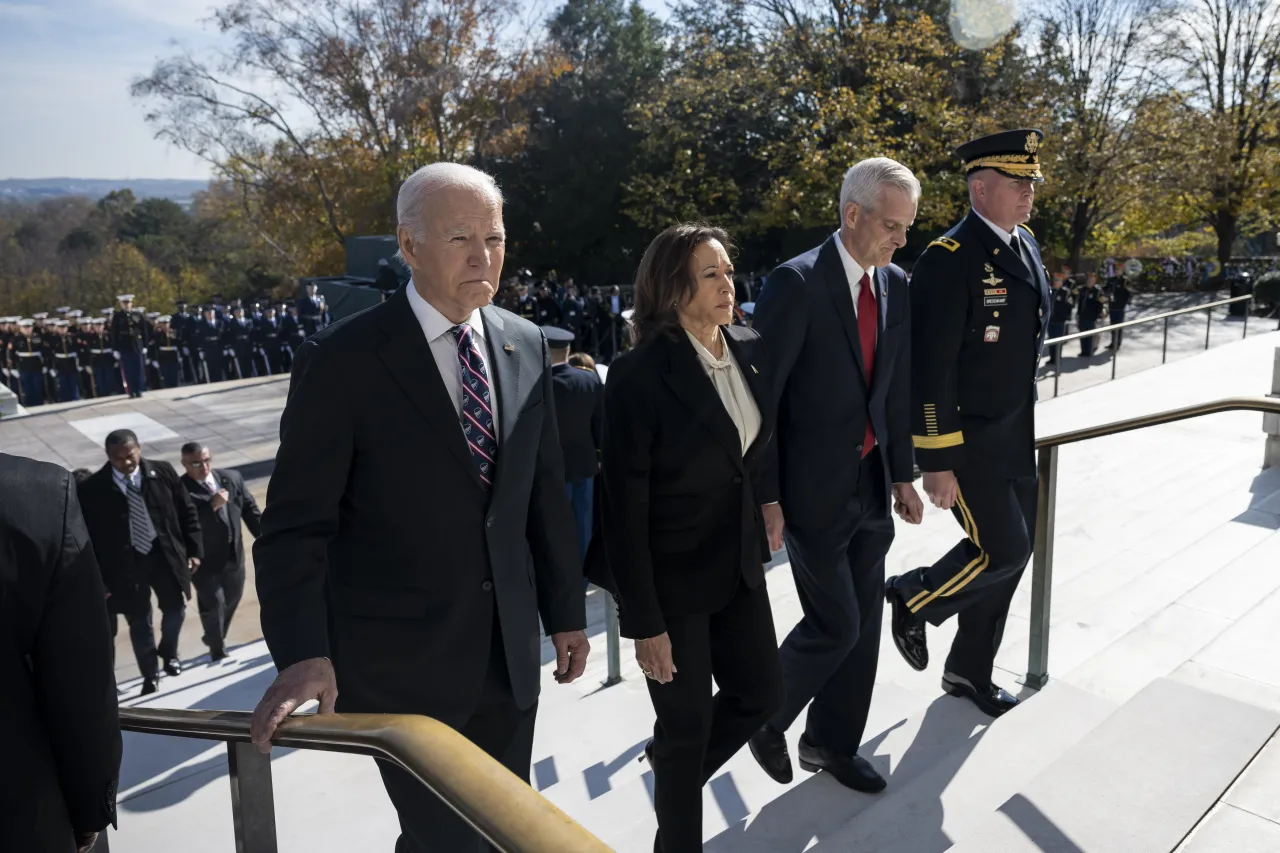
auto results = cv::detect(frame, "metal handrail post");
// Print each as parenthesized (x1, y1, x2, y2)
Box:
(1022, 444, 1058, 689)
(1111, 336, 1118, 380)
(228, 741, 279, 853)
(1162, 316, 1169, 364)
(603, 592, 622, 687)
(1205, 305, 1212, 349)
(1053, 352, 1060, 397)
(1244, 298, 1250, 338)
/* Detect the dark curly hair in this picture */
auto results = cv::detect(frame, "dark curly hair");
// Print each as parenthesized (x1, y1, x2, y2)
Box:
(630, 223, 733, 347)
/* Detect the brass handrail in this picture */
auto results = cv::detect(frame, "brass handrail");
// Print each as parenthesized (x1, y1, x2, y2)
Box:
(117, 708, 611, 853)
(1037, 395, 1280, 447)
(1044, 293, 1253, 345)
(1021, 395, 1280, 689)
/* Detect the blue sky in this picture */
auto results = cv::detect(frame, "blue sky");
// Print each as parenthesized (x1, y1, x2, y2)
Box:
(0, 0, 670, 181)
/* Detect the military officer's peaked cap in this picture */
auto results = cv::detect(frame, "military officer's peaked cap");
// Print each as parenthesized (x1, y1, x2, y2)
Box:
(33, 312, 49, 320)
(957, 129, 1045, 182)
(543, 326, 575, 349)
(68, 310, 83, 318)
(117, 293, 135, 302)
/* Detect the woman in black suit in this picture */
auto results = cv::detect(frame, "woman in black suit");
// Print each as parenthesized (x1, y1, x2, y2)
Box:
(599, 223, 782, 852)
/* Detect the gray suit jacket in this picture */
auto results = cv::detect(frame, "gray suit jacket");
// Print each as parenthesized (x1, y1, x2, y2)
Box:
(254, 284, 584, 725)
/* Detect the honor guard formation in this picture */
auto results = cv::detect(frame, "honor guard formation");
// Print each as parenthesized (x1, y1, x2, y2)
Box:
(0, 290, 332, 407)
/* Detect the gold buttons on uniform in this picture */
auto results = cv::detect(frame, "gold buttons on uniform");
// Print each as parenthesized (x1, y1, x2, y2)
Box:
(993, 311, 1000, 318)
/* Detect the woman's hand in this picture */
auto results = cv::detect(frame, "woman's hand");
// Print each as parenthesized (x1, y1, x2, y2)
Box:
(635, 633, 677, 683)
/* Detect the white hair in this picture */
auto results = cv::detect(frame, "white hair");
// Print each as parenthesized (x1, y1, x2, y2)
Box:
(396, 162, 504, 241)
(838, 157, 921, 220)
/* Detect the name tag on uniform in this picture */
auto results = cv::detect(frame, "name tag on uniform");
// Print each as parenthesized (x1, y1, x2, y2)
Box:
(984, 325, 1000, 342)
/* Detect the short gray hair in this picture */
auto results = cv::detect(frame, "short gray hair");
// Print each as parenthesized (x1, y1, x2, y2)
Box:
(838, 157, 921, 220)
(396, 162, 504, 240)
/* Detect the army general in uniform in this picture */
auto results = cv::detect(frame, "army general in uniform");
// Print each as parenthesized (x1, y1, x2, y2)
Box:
(885, 129, 1051, 717)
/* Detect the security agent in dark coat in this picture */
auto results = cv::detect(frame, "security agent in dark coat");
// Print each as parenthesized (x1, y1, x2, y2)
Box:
(747, 161, 924, 794)
(1075, 273, 1107, 356)
(547, 327, 603, 561)
(77, 430, 203, 694)
(589, 224, 781, 852)
(0, 453, 121, 853)
(885, 129, 1051, 718)
(180, 442, 263, 660)
(1104, 275, 1130, 350)
(1046, 274, 1074, 365)
(250, 166, 588, 853)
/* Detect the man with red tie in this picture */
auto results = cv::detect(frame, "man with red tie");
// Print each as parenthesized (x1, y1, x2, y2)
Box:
(748, 157, 925, 794)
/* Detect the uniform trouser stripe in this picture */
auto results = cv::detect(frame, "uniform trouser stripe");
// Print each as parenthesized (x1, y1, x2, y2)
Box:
(906, 489, 988, 612)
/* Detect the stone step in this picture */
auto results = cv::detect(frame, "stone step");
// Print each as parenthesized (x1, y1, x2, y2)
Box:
(796, 680, 1115, 853)
(945, 677, 1280, 853)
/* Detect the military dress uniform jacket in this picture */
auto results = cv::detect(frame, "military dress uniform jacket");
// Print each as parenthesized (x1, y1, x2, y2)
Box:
(910, 211, 1050, 479)
(109, 311, 146, 353)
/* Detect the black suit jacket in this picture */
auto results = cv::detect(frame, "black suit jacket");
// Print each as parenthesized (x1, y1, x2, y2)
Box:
(592, 326, 775, 639)
(753, 236, 913, 528)
(181, 468, 262, 572)
(0, 454, 121, 848)
(78, 459, 203, 605)
(254, 284, 584, 725)
(550, 362, 603, 483)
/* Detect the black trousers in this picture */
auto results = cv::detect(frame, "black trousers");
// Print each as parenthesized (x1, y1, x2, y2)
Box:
(376, 618, 537, 853)
(1109, 311, 1125, 349)
(769, 448, 894, 755)
(192, 560, 244, 652)
(893, 467, 1037, 684)
(109, 550, 186, 679)
(1078, 319, 1098, 355)
(647, 579, 782, 853)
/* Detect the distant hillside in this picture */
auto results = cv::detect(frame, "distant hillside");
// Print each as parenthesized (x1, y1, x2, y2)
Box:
(0, 178, 210, 207)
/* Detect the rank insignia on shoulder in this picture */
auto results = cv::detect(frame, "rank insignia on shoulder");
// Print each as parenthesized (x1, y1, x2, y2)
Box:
(929, 237, 961, 252)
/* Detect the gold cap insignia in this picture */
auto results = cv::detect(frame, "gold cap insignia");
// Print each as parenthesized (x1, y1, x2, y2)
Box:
(1026, 133, 1040, 154)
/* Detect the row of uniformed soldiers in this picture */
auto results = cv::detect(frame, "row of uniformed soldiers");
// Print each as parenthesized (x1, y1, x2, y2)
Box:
(0, 284, 331, 407)
(1045, 272, 1131, 361)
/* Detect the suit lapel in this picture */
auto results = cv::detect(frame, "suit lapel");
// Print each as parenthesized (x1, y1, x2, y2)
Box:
(1020, 229, 1052, 318)
(722, 331, 773, 466)
(818, 236, 869, 388)
(480, 306, 519, 492)
(662, 333, 744, 471)
(875, 267, 889, 331)
(375, 286, 485, 492)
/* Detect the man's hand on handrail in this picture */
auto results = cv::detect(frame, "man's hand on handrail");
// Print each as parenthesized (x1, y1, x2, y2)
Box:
(251, 657, 338, 753)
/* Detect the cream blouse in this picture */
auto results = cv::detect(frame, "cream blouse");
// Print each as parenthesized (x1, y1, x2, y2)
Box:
(685, 328, 762, 455)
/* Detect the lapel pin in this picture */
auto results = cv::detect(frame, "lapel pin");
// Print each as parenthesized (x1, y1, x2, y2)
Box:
(993, 248, 1000, 255)
(503, 343, 514, 353)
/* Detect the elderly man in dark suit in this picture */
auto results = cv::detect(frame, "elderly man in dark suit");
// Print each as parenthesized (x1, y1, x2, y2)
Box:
(748, 157, 925, 794)
(180, 441, 263, 661)
(78, 429, 203, 695)
(250, 162, 589, 853)
(1, 453, 121, 853)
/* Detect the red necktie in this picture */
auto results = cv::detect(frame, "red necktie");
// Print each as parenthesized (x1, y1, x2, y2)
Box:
(857, 273, 877, 458)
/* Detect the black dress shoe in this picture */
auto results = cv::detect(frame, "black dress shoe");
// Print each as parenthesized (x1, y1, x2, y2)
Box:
(163, 657, 182, 677)
(209, 647, 228, 663)
(885, 578, 928, 671)
(748, 724, 793, 784)
(941, 672, 1019, 717)
(140, 679, 158, 696)
(797, 736, 886, 793)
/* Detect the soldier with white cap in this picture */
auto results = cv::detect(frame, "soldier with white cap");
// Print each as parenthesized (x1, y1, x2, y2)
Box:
(14, 319, 45, 406)
(110, 294, 148, 398)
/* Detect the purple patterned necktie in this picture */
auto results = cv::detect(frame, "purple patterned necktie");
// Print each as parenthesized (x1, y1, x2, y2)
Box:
(452, 323, 498, 488)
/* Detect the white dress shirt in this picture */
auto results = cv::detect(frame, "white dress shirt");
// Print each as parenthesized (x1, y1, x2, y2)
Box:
(833, 232, 876, 319)
(112, 466, 142, 495)
(685, 329, 762, 455)
(973, 209, 1014, 246)
(201, 471, 219, 493)
(406, 280, 501, 436)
